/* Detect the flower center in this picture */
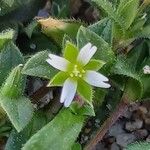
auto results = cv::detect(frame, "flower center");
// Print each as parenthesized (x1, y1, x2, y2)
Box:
(70, 65, 85, 78)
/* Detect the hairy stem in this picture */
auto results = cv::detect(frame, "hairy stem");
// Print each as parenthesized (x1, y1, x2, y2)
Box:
(85, 96, 129, 150)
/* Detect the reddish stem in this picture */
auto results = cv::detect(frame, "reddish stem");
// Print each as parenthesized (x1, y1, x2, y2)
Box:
(85, 97, 129, 150)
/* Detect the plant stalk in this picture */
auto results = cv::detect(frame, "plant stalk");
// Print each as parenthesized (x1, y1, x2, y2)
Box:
(85, 96, 129, 150)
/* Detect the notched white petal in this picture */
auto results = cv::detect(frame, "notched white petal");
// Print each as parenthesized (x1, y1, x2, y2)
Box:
(77, 43, 97, 66)
(83, 70, 110, 88)
(60, 78, 77, 107)
(47, 54, 70, 71)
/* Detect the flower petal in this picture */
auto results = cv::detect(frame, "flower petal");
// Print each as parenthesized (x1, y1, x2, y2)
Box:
(83, 70, 111, 88)
(46, 54, 70, 71)
(60, 78, 77, 107)
(77, 43, 97, 66)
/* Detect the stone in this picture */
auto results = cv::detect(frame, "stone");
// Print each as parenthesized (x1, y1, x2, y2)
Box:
(110, 143, 120, 150)
(106, 136, 116, 144)
(122, 109, 132, 119)
(138, 106, 148, 114)
(95, 143, 107, 150)
(84, 128, 91, 134)
(129, 103, 140, 112)
(125, 119, 143, 132)
(146, 135, 150, 142)
(144, 118, 150, 131)
(134, 129, 148, 139)
(116, 133, 136, 147)
(108, 122, 125, 137)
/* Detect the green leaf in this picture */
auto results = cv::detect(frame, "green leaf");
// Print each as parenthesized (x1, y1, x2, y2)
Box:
(0, 0, 37, 16)
(24, 20, 39, 38)
(77, 26, 115, 64)
(117, 0, 139, 29)
(111, 56, 143, 101)
(92, 0, 120, 26)
(0, 66, 33, 132)
(0, 41, 24, 87)
(0, 29, 15, 49)
(77, 79, 93, 104)
(0, 96, 33, 132)
(22, 109, 85, 150)
(134, 25, 150, 39)
(5, 111, 47, 150)
(88, 18, 113, 45)
(84, 59, 105, 71)
(48, 71, 68, 87)
(0, 0, 44, 22)
(1, 65, 25, 98)
(22, 51, 58, 79)
(126, 142, 150, 150)
(64, 41, 79, 63)
(38, 18, 81, 46)
(72, 143, 82, 150)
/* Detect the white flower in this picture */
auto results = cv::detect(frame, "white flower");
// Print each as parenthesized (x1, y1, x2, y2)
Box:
(47, 43, 111, 107)
(143, 65, 150, 74)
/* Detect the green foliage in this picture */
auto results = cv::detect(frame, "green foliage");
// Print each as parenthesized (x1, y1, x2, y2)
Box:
(117, 0, 139, 29)
(38, 18, 82, 46)
(0, 65, 33, 132)
(5, 111, 47, 150)
(77, 26, 115, 64)
(92, 0, 150, 48)
(0, 0, 149, 149)
(22, 109, 85, 150)
(88, 18, 113, 45)
(111, 40, 150, 101)
(0, 29, 24, 87)
(126, 142, 150, 150)
(22, 51, 58, 79)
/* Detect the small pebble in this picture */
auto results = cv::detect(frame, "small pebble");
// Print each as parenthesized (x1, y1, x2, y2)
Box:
(125, 119, 143, 132)
(95, 119, 100, 123)
(109, 122, 125, 137)
(146, 135, 150, 142)
(129, 103, 140, 112)
(84, 128, 91, 134)
(134, 129, 148, 139)
(138, 106, 148, 114)
(110, 143, 120, 150)
(95, 143, 107, 150)
(144, 118, 150, 131)
(106, 136, 116, 144)
(116, 133, 136, 147)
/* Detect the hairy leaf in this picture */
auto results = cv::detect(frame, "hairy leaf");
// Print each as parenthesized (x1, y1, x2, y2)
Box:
(88, 18, 113, 45)
(22, 109, 85, 150)
(5, 111, 47, 150)
(0, 41, 23, 86)
(126, 142, 150, 150)
(0, 66, 33, 132)
(22, 51, 58, 79)
(117, 0, 139, 29)
(77, 26, 115, 63)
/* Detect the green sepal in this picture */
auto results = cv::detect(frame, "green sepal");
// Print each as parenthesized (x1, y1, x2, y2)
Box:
(70, 102, 95, 116)
(84, 59, 105, 71)
(77, 79, 93, 104)
(48, 71, 68, 87)
(63, 41, 79, 63)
